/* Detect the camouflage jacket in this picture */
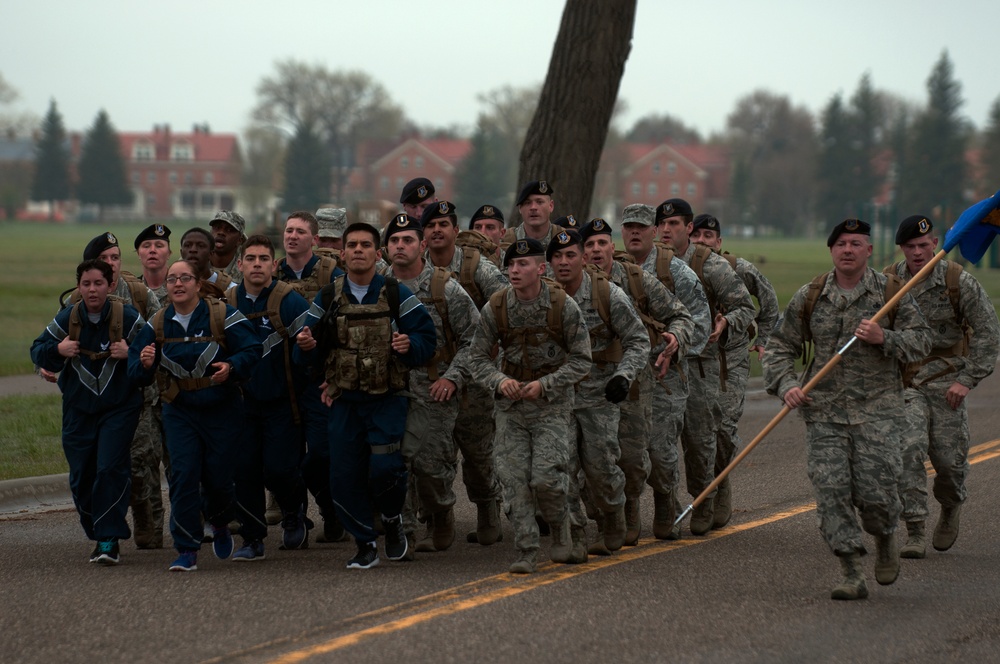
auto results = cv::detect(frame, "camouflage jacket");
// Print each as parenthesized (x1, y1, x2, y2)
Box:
(763, 267, 932, 424)
(608, 261, 696, 362)
(385, 261, 480, 398)
(469, 280, 591, 412)
(725, 255, 779, 353)
(639, 244, 711, 356)
(887, 259, 999, 389)
(571, 271, 650, 407)
(429, 245, 509, 307)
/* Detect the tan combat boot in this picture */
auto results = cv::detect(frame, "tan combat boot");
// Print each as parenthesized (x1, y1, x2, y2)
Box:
(899, 521, 926, 559)
(875, 532, 900, 585)
(475, 500, 501, 546)
(689, 497, 715, 536)
(712, 477, 733, 529)
(653, 490, 679, 540)
(509, 549, 538, 574)
(265, 491, 282, 526)
(831, 553, 869, 600)
(415, 522, 436, 553)
(604, 506, 626, 551)
(132, 502, 161, 549)
(624, 497, 640, 546)
(933, 505, 961, 551)
(588, 519, 611, 556)
(432, 508, 455, 551)
(567, 525, 588, 564)
(549, 516, 572, 563)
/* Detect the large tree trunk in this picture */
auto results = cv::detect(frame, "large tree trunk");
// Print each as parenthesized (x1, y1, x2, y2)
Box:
(513, 0, 637, 225)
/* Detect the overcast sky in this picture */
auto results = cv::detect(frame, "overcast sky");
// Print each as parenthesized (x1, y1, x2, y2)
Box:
(3, 0, 999, 139)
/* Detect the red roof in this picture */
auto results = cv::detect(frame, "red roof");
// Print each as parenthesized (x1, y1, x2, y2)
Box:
(117, 126, 239, 162)
(419, 138, 472, 166)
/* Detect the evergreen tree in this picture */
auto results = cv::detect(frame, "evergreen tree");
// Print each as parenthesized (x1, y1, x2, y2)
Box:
(282, 122, 330, 211)
(77, 110, 132, 219)
(847, 72, 883, 209)
(454, 123, 517, 215)
(816, 93, 854, 223)
(980, 96, 1000, 194)
(900, 51, 968, 218)
(30, 99, 71, 217)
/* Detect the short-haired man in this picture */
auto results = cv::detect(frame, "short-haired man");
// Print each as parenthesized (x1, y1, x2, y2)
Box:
(470, 204, 506, 255)
(383, 213, 480, 555)
(886, 215, 1000, 558)
(653, 198, 755, 534)
(500, 180, 559, 253)
(181, 227, 233, 293)
(316, 207, 347, 253)
(298, 222, 437, 569)
(467, 238, 592, 574)
(210, 210, 247, 282)
(400, 177, 437, 220)
(548, 229, 650, 556)
(763, 219, 931, 600)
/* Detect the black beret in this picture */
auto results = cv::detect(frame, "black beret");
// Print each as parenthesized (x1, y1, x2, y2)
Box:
(580, 218, 613, 243)
(692, 214, 722, 234)
(895, 215, 934, 245)
(546, 229, 584, 261)
(655, 198, 694, 223)
(553, 214, 581, 229)
(420, 200, 457, 227)
(503, 237, 545, 267)
(83, 232, 120, 261)
(827, 218, 871, 247)
(515, 180, 553, 206)
(400, 177, 435, 205)
(134, 223, 171, 249)
(383, 213, 422, 245)
(470, 204, 504, 228)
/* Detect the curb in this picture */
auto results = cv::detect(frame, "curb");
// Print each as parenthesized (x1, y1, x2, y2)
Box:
(0, 474, 72, 515)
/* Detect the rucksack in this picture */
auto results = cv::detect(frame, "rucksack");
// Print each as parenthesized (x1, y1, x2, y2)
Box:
(456, 229, 500, 269)
(490, 278, 567, 380)
(149, 296, 229, 402)
(61, 270, 151, 318)
(281, 254, 339, 303)
(418, 267, 459, 380)
(68, 296, 125, 361)
(447, 238, 487, 309)
(582, 266, 623, 367)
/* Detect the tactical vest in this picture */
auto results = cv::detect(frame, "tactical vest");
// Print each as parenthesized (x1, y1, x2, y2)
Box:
(456, 229, 501, 268)
(418, 267, 459, 381)
(489, 278, 568, 381)
(321, 276, 408, 399)
(280, 255, 338, 303)
(884, 260, 971, 386)
(68, 296, 125, 361)
(582, 266, 623, 367)
(149, 297, 229, 403)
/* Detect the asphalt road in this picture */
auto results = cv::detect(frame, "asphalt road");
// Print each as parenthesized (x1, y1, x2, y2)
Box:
(2, 375, 999, 664)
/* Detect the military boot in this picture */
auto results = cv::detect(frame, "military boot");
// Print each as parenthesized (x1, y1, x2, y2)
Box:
(933, 505, 961, 552)
(415, 523, 436, 553)
(653, 490, 679, 540)
(712, 477, 733, 529)
(604, 506, 626, 551)
(475, 500, 502, 546)
(689, 497, 715, 536)
(549, 516, 572, 563)
(624, 497, 640, 546)
(899, 521, 926, 559)
(831, 553, 869, 600)
(875, 532, 900, 585)
(432, 508, 455, 551)
(264, 491, 281, 526)
(588, 519, 611, 556)
(509, 549, 538, 574)
(567, 525, 588, 564)
(132, 502, 161, 549)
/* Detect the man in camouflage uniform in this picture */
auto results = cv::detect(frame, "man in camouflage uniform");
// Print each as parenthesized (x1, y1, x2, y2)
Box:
(583, 215, 698, 545)
(763, 219, 931, 600)
(549, 229, 650, 557)
(316, 207, 347, 254)
(689, 213, 779, 529)
(209, 210, 247, 283)
(468, 238, 592, 574)
(470, 204, 506, 266)
(384, 213, 480, 556)
(423, 201, 507, 546)
(653, 198, 755, 534)
(401, 177, 437, 220)
(886, 215, 1000, 558)
(501, 180, 560, 253)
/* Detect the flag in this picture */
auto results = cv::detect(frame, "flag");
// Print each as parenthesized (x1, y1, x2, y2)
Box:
(943, 189, 1000, 262)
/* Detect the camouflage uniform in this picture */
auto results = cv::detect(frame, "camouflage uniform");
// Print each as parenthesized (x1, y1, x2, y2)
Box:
(763, 267, 931, 556)
(386, 262, 480, 542)
(887, 260, 1000, 523)
(468, 281, 591, 560)
(502, 225, 559, 278)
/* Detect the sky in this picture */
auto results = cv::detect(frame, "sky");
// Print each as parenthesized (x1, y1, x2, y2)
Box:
(3, 0, 999, 140)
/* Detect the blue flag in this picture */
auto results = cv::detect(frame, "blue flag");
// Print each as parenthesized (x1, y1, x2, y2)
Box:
(943, 189, 1000, 262)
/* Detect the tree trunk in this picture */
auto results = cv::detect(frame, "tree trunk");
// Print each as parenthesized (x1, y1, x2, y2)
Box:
(513, 0, 637, 225)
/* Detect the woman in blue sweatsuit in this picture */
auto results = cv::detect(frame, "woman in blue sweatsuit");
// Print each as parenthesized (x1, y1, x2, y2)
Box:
(128, 259, 261, 572)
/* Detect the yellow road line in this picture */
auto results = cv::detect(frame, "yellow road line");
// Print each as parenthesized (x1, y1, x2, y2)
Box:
(255, 440, 1000, 663)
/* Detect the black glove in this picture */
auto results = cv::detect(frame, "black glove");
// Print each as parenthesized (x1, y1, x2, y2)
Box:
(604, 375, 630, 403)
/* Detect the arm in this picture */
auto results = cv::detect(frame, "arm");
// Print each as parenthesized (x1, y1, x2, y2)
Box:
(955, 272, 1000, 390)
(439, 280, 480, 392)
(761, 289, 809, 404)
(537, 296, 592, 397)
(608, 285, 651, 383)
(668, 260, 711, 356)
(394, 283, 437, 367)
(741, 259, 779, 350)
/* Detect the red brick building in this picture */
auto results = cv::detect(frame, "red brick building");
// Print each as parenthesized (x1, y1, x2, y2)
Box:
(364, 137, 471, 204)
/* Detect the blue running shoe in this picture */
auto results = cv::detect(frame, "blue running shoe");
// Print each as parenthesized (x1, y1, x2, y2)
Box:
(233, 539, 266, 561)
(212, 524, 234, 559)
(168, 551, 198, 572)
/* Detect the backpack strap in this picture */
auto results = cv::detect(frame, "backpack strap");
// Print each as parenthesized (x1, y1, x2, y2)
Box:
(121, 272, 149, 318)
(422, 268, 458, 380)
(490, 288, 510, 348)
(457, 245, 486, 308)
(653, 242, 676, 293)
(586, 269, 624, 366)
(71, 299, 125, 361)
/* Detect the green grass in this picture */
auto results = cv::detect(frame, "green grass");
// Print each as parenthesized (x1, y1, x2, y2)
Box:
(0, 394, 66, 480)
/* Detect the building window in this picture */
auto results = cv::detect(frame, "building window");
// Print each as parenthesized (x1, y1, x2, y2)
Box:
(180, 191, 195, 209)
(133, 142, 155, 161)
(147, 195, 156, 207)
(168, 172, 177, 184)
(183, 172, 193, 184)
(171, 143, 194, 161)
(631, 182, 641, 195)
(415, 156, 424, 169)
(220, 193, 234, 209)
(667, 162, 677, 176)
(670, 183, 680, 195)
(204, 172, 214, 185)
(199, 192, 214, 208)
(380, 176, 389, 190)
(400, 156, 409, 169)
(647, 182, 658, 196)
(131, 172, 140, 184)
(687, 183, 696, 196)
(652, 162, 660, 175)
(147, 172, 157, 184)
(396, 177, 404, 190)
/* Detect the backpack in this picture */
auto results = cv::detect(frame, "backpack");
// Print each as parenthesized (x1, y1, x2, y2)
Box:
(456, 229, 500, 268)
(281, 255, 339, 303)
(149, 297, 229, 402)
(583, 266, 623, 367)
(61, 270, 151, 318)
(68, 296, 125, 362)
(418, 267, 459, 380)
(489, 278, 567, 381)
(448, 237, 488, 308)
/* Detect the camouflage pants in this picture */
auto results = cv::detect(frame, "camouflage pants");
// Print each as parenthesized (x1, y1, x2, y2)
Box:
(129, 393, 164, 542)
(806, 418, 903, 556)
(617, 366, 652, 501)
(715, 351, 750, 473)
(898, 382, 970, 522)
(572, 401, 625, 513)
(648, 363, 688, 508)
(452, 383, 501, 504)
(401, 397, 458, 534)
(681, 355, 722, 498)
(494, 404, 572, 553)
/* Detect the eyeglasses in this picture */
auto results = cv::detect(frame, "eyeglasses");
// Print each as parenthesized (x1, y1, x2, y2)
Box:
(165, 274, 197, 285)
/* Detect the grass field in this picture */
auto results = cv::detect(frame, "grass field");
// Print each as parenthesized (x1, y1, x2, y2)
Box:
(0, 394, 67, 480)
